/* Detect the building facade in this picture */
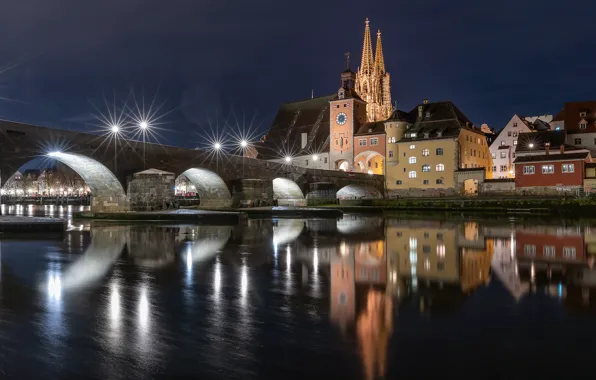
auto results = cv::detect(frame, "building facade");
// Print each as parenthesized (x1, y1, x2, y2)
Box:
(386, 101, 492, 197)
(514, 151, 591, 193)
(555, 101, 596, 155)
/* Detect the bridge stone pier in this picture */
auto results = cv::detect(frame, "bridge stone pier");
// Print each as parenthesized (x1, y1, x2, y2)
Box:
(0, 120, 384, 211)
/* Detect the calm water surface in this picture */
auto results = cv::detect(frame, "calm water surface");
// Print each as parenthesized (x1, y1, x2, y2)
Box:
(1, 205, 596, 379)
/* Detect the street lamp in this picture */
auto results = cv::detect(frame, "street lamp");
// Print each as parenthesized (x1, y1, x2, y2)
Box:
(312, 155, 319, 161)
(214, 142, 222, 150)
(110, 124, 121, 173)
(111, 124, 120, 133)
(285, 156, 292, 163)
(139, 121, 149, 168)
(240, 140, 248, 148)
(529, 143, 534, 149)
(48, 151, 62, 157)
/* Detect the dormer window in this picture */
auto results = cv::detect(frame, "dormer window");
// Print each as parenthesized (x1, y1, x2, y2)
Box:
(423, 132, 429, 138)
(580, 120, 588, 129)
(410, 132, 417, 138)
(437, 131, 442, 137)
(580, 111, 587, 117)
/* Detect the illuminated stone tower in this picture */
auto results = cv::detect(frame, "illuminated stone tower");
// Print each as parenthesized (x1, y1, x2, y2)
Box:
(355, 19, 392, 122)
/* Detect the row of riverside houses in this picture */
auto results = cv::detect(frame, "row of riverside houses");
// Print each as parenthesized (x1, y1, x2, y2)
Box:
(487, 101, 596, 195)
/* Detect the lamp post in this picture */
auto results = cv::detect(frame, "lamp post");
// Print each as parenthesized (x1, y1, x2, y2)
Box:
(240, 140, 248, 178)
(111, 124, 120, 174)
(214, 142, 221, 172)
(139, 121, 148, 169)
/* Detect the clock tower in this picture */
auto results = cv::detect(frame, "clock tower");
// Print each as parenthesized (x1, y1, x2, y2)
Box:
(329, 53, 367, 171)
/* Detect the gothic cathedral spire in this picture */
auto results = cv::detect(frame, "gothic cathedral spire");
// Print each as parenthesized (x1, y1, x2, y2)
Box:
(355, 19, 392, 122)
(360, 18, 374, 75)
(374, 30, 385, 74)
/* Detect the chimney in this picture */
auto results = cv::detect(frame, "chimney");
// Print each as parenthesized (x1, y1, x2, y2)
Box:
(418, 105, 423, 119)
(545, 142, 550, 155)
(560, 144, 565, 154)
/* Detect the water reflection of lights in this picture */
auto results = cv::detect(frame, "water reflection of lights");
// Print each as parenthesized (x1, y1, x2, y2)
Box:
(110, 282, 121, 328)
(286, 245, 292, 274)
(240, 262, 248, 303)
(214, 259, 222, 300)
(139, 286, 150, 330)
(313, 247, 319, 275)
(47, 271, 62, 301)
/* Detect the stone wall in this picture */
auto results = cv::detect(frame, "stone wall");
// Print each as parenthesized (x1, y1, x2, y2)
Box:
(514, 185, 581, 196)
(127, 169, 175, 211)
(387, 187, 458, 198)
(479, 180, 515, 195)
(230, 179, 274, 207)
(306, 182, 337, 206)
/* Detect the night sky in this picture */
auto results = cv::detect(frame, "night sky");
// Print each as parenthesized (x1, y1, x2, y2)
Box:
(0, 0, 595, 149)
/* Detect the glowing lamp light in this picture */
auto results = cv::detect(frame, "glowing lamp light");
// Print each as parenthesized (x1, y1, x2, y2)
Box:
(312, 155, 319, 161)
(214, 142, 222, 150)
(59, 188, 64, 192)
(139, 121, 149, 130)
(529, 143, 534, 148)
(79, 187, 84, 192)
(284, 156, 292, 163)
(48, 151, 62, 157)
(67, 188, 73, 193)
(240, 140, 248, 148)
(111, 124, 120, 133)
(367, 170, 373, 175)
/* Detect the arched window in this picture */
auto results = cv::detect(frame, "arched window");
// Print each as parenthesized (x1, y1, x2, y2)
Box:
(436, 148, 444, 155)
(422, 149, 430, 156)
(436, 163, 445, 172)
(422, 165, 431, 172)
(408, 156, 416, 164)
(408, 171, 417, 178)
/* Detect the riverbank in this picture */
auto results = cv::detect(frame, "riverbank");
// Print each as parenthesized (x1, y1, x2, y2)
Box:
(323, 196, 596, 216)
(73, 209, 244, 225)
(235, 206, 342, 219)
(0, 216, 66, 234)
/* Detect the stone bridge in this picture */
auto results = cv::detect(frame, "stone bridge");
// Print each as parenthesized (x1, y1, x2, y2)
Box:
(0, 120, 384, 211)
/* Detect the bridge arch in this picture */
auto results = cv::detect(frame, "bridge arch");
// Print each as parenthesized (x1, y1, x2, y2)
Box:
(182, 168, 232, 208)
(273, 178, 306, 206)
(337, 184, 383, 201)
(48, 152, 128, 212)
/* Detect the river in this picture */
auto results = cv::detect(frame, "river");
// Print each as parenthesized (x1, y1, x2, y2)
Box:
(1, 205, 596, 379)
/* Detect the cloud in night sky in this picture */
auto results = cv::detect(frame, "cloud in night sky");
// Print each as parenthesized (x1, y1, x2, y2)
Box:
(0, 0, 594, 147)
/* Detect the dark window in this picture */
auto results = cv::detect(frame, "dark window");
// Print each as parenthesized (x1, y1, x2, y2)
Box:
(436, 148, 444, 155)
(396, 180, 402, 185)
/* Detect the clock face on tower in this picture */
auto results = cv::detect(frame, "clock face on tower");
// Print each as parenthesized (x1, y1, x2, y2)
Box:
(336, 112, 347, 125)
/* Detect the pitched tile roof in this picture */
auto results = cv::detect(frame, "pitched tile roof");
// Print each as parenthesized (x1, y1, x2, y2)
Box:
(256, 94, 335, 159)
(515, 130, 569, 153)
(558, 101, 596, 133)
(355, 120, 385, 135)
(397, 101, 480, 142)
(513, 152, 590, 163)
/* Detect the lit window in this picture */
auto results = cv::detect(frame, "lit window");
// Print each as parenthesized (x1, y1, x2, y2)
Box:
(562, 163, 575, 173)
(500, 151, 507, 158)
(389, 151, 394, 158)
(409, 237, 417, 249)
(408, 156, 417, 164)
(359, 139, 367, 146)
(513, 132, 518, 137)
(409, 144, 415, 150)
(500, 165, 507, 172)
(422, 164, 431, 172)
(436, 148, 443, 155)
(408, 171, 417, 178)
(501, 141, 506, 146)
(437, 244, 445, 258)
(422, 149, 430, 156)
(563, 247, 576, 259)
(542, 164, 554, 174)
(544, 246, 555, 257)
(370, 138, 379, 146)
(491, 153, 496, 159)
(524, 244, 536, 256)
(436, 163, 445, 172)
(523, 165, 535, 175)
(513, 140, 517, 145)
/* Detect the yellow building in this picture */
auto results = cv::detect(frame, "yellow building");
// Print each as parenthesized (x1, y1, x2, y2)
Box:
(386, 100, 493, 197)
(385, 220, 460, 285)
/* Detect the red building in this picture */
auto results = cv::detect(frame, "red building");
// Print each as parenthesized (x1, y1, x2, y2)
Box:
(516, 230, 585, 263)
(353, 121, 386, 175)
(514, 151, 591, 190)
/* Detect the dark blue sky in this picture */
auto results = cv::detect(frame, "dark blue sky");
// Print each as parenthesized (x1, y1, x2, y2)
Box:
(0, 0, 594, 148)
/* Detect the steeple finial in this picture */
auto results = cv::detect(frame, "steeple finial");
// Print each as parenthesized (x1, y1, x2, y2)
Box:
(360, 18, 374, 74)
(374, 29, 386, 74)
(345, 52, 351, 70)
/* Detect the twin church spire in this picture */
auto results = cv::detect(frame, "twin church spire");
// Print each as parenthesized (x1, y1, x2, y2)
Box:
(355, 18, 392, 122)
